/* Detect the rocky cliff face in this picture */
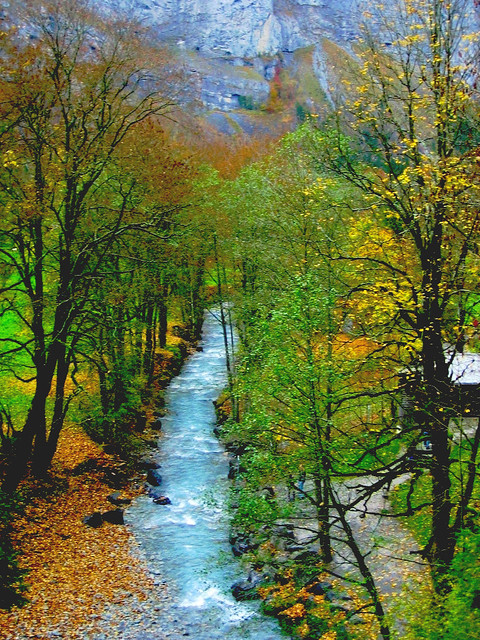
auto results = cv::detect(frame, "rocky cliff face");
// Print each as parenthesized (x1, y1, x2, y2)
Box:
(105, 0, 479, 132)
(111, 0, 357, 58)
(103, 0, 359, 121)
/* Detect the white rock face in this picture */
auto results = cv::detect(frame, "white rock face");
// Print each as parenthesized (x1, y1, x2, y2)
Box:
(108, 0, 358, 57)
(104, 0, 479, 116)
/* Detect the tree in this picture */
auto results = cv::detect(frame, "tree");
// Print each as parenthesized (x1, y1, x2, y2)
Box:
(219, 133, 398, 637)
(313, 0, 480, 595)
(0, 0, 176, 490)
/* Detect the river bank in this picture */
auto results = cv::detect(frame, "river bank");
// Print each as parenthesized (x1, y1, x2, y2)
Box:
(0, 425, 169, 639)
(0, 329, 197, 639)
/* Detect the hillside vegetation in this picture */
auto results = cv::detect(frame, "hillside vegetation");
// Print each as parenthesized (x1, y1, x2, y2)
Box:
(1, 2, 480, 640)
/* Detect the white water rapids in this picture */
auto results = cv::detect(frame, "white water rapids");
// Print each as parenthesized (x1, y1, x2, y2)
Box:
(125, 311, 285, 640)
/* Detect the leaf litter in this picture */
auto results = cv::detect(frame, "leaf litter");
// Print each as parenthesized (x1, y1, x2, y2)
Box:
(0, 426, 169, 640)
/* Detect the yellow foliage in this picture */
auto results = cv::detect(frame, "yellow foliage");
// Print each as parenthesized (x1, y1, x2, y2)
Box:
(296, 620, 310, 637)
(2, 149, 18, 168)
(280, 602, 307, 620)
(319, 632, 337, 640)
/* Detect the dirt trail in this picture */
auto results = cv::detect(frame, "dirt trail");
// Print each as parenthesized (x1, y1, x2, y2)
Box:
(290, 475, 428, 634)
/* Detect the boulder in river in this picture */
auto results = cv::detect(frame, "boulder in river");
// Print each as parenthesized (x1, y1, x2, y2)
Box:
(153, 496, 172, 505)
(146, 469, 163, 486)
(231, 578, 258, 601)
(230, 532, 260, 557)
(227, 457, 239, 479)
(272, 523, 295, 539)
(305, 579, 333, 596)
(146, 486, 164, 500)
(102, 509, 125, 525)
(289, 549, 319, 565)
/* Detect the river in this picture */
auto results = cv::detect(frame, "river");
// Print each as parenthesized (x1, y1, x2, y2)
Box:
(126, 310, 285, 640)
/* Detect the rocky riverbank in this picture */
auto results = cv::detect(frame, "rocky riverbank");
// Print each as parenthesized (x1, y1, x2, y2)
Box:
(214, 397, 428, 639)
(221, 442, 428, 639)
(0, 332, 198, 640)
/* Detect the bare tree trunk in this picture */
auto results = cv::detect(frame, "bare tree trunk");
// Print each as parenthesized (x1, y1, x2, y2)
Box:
(329, 486, 391, 640)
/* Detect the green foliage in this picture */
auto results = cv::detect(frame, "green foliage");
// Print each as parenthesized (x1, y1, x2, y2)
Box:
(400, 528, 480, 640)
(443, 529, 480, 639)
(230, 483, 279, 534)
(209, 3, 480, 639)
(0, 490, 26, 610)
(390, 473, 432, 545)
(238, 95, 256, 110)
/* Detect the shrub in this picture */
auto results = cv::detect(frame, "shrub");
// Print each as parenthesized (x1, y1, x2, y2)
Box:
(0, 490, 26, 609)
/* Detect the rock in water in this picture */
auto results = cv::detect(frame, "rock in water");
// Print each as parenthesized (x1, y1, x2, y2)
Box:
(102, 509, 125, 525)
(146, 469, 163, 486)
(147, 486, 164, 500)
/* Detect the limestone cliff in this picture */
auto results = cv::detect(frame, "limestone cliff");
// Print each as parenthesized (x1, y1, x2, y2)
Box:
(109, 0, 357, 58)
(102, 0, 358, 123)
(104, 0, 479, 133)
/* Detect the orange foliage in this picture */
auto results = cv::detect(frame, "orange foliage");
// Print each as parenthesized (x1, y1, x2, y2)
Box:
(194, 129, 278, 178)
(0, 427, 157, 640)
(333, 333, 379, 359)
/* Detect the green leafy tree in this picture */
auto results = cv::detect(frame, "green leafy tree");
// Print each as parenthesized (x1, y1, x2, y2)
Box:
(221, 135, 396, 637)
(0, 0, 175, 490)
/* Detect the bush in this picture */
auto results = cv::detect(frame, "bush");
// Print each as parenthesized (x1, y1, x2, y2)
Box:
(0, 490, 26, 609)
(238, 95, 256, 110)
(259, 568, 350, 640)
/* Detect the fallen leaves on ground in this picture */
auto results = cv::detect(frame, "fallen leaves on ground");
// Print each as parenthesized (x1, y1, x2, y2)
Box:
(0, 426, 160, 640)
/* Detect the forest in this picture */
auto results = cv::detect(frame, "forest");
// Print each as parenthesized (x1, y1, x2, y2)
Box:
(0, 0, 480, 639)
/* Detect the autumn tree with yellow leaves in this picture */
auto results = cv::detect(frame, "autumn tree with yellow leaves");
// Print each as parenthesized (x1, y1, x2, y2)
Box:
(0, 0, 180, 492)
(314, 0, 480, 598)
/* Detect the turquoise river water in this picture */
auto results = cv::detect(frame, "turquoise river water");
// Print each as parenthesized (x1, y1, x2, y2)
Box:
(126, 311, 285, 640)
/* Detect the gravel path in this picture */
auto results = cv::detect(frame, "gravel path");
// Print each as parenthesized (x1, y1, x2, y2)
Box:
(332, 475, 428, 593)
(289, 475, 429, 636)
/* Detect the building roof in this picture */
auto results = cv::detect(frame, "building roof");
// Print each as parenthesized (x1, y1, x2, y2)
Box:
(448, 350, 480, 385)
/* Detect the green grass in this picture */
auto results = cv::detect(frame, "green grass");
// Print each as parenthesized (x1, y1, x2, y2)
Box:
(390, 472, 432, 546)
(390, 434, 480, 547)
(0, 302, 34, 427)
(293, 46, 329, 107)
